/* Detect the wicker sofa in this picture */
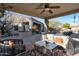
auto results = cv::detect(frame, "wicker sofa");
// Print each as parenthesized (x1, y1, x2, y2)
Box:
(42, 34, 70, 49)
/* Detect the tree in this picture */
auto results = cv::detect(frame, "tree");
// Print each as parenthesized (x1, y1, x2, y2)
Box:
(63, 23, 71, 29)
(49, 20, 62, 29)
(0, 10, 13, 35)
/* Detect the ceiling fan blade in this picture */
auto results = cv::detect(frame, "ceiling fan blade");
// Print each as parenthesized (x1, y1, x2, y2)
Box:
(40, 9, 45, 14)
(48, 10, 53, 14)
(50, 6, 60, 9)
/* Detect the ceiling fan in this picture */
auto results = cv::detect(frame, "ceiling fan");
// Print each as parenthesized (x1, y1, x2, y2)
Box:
(35, 3, 60, 14)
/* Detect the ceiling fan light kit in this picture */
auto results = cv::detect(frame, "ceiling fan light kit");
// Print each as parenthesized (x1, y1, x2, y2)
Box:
(36, 3, 60, 14)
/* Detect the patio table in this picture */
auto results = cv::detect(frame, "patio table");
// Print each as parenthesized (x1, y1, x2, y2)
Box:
(35, 40, 57, 51)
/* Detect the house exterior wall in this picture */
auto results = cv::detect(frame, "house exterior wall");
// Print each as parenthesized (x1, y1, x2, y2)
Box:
(7, 14, 45, 36)
(0, 16, 45, 37)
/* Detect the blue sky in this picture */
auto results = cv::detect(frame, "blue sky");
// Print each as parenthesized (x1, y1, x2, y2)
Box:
(49, 13, 79, 26)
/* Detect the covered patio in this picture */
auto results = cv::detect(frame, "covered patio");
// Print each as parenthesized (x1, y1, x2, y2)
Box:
(0, 3, 79, 29)
(0, 3, 79, 56)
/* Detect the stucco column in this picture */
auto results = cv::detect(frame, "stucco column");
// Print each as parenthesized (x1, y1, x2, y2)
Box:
(44, 17, 49, 30)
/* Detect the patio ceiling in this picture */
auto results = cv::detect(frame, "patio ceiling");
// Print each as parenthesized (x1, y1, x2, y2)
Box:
(0, 3, 79, 19)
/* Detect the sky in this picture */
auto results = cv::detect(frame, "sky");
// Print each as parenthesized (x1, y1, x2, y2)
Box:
(49, 13, 79, 26)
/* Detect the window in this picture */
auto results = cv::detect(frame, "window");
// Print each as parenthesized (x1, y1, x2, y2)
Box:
(22, 22, 30, 31)
(14, 25, 18, 31)
(32, 22, 41, 35)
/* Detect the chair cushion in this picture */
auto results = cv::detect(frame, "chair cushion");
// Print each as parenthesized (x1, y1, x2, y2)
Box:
(53, 37, 63, 44)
